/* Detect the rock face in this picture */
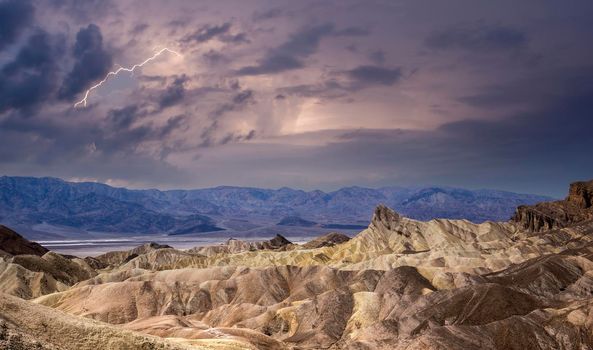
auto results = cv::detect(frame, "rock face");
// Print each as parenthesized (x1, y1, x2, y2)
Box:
(512, 179, 593, 231)
(301, 232, 351, 249)
(0, 225, 49, 256)
(568, 180, 593, 208)
(371, 204, 401, 231)
(4, 180, 593, 349)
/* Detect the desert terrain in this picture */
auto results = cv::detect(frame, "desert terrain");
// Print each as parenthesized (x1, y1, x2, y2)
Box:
(1, 180, 593, 349)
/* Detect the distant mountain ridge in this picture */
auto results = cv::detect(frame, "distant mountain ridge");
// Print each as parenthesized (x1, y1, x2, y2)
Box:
(0, 176, 552, 237)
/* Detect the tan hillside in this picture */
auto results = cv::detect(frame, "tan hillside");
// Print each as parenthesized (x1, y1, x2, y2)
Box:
(0, 292, 195, 350)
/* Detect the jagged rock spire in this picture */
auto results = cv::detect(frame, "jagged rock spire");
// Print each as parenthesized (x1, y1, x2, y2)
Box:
(371, 204, 401, 231)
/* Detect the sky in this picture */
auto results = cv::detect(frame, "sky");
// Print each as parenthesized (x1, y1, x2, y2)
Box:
(0, 0, 592, 197)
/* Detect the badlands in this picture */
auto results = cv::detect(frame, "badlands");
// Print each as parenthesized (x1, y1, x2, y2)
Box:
(1, 180, 593, 349)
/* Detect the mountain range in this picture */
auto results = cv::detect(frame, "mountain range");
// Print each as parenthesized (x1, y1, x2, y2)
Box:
(0, 176, 552, 238)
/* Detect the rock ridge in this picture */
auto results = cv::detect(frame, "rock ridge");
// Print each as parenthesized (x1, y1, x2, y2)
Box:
(512, 179, 593, 232)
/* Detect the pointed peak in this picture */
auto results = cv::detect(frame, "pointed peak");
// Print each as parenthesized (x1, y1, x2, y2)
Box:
(372, 205, 401, 230)
(271, 234, 292, 246)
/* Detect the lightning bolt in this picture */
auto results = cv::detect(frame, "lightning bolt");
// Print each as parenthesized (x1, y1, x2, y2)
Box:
(74, 48, 182, 108)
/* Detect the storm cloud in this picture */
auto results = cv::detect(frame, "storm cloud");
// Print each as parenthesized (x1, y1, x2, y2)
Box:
(0, 0, 592, 195)
(346, 66, 403, 86)
(425, 22, 527, 52)
(237, 23, 335, 75)
(181, 22, 247, 44)
(58, 24, 113, 101)
(158, 75, 188, 109)
(0, 30, 62, 113)
(0, 0, 34, 50)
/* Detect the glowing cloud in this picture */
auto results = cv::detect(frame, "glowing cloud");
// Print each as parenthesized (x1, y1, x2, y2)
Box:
(74, 48, 182, 108)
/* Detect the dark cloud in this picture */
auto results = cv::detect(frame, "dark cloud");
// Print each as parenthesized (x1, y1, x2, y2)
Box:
(345, 44, 358, 52)
(236, 55, 303, 75)
(202, 50, 228, 65)
(0, 30, 62, 113)
(47, 0, 114, 23)
(237, 23, 335, 75)
(221, 32, 249, 44)
(158, 114, 187, 138)
(209, 89, 254, 118)
(273, 23, 334, 56)
(129, 23, 149, 35)
(167, 19, 189, 29)
(252, 7, 284, 21)
(368, 50, 386, 64)
(334, 26, 370, 37)
(185, 22, 230, 42)
(158, 75, 188, 109)
(183, 22, 228, 43)
(457, 67, 593, 109)
(331, 68, 593, 195)
(106, 105, 140, 129)
(99, 106, 188, 155)
(346, 65, 402, 86)
(58, 24, 113, 101)
(277, 67, 404, 100)
(0, 0, 34, 51)
(0, 101, 189, 168)
(425, 22, 527, 52)
(0, 109, 191, 186)
(457, 88, 526, 108)
(219, 129, 256, 146)
(232, 90, 253, 104)
(181, 22, 248, 44)
(278, 80, 348, 99)
(198, 90, 255, 147)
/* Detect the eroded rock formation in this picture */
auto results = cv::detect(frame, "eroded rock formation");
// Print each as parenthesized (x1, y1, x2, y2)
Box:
(512, 179, 593, 232)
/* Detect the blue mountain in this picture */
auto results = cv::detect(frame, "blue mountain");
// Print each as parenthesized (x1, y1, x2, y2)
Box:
(0, 176, 552, 238)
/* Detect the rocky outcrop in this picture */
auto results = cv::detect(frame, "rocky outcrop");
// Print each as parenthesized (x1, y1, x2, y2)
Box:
(371, 204, 401, 231)
(266, 234, 292, 248)
(95, 242, 172, 267)
(0, 227, 99, 299)
(568, 180, 593, 208)
(512, 204, 563, 232)
(301, 232, 351, 249)
(188, 234, 293, 257)
(512, 179, 593, 232)
(0, 225, 48, 257)
(0, 252, 97, 299)
(10, 252, 96, 286)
